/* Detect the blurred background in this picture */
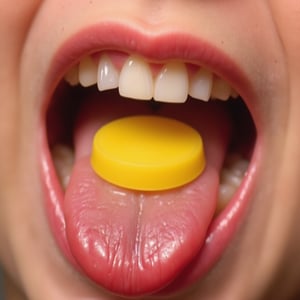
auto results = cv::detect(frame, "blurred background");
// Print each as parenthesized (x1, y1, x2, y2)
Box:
(0, 271, 4, 299)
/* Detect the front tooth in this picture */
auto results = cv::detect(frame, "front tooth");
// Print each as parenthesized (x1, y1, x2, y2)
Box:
(97, 54, 119, 91)
(211, 77, 231, 101)
(189, 68, 213, 101)
(119, 56, 153, 100)
(154, 62, 189, 103)
(78, 56, 98, 87)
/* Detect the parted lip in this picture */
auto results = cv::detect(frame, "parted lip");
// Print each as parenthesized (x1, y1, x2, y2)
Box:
(40, 21, 262, 296)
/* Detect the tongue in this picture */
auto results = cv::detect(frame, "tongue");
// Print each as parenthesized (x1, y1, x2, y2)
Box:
(63, 92, 231, 296)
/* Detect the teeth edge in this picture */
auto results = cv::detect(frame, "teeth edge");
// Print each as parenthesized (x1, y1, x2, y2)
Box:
(65, 54, 239, 103)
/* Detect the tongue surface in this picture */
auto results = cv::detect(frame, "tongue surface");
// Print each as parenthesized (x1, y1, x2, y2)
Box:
(64, 92, 231, 296)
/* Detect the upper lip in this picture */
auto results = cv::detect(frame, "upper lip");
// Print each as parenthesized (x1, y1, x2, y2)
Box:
(41, 21, 261, 295)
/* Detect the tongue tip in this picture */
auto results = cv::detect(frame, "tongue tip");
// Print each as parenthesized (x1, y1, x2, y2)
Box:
(80, 264, 175, 297)
(68, 239, 200, 297)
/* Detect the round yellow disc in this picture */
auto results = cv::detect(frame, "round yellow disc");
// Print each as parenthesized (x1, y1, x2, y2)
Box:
(91, 115, 205, 191)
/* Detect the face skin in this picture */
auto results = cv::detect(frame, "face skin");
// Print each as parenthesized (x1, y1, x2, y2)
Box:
(1, 1, 300, 299)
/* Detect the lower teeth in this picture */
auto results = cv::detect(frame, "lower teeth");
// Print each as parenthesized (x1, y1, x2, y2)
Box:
(51, 145, 248, 213)
(51, 144, 74, 189)
(217, 153, 249, 213)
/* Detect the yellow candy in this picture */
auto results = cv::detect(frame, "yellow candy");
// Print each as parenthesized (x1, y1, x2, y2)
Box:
(91, 115, 205, 191)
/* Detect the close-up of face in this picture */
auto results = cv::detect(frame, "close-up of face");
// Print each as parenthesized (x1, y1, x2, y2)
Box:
(1, 1, 300, 299)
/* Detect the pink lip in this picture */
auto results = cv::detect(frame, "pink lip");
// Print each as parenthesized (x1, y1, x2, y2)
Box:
(40, 22, 261, 296)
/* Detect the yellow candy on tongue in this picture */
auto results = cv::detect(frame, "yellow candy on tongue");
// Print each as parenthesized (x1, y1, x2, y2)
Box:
(91, 115, 205, 191)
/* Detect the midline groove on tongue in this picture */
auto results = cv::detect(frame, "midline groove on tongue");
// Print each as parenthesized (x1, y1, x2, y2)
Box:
(62, 97, 232, 295)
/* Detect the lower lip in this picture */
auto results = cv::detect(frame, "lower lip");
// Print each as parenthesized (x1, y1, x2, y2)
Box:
(40, 23, 260, 296)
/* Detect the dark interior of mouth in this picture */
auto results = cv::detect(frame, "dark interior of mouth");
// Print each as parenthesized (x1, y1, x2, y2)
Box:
(46, 81, 256, 295)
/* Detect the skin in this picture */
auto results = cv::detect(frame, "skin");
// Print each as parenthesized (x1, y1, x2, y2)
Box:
(0, 0, 300, 299)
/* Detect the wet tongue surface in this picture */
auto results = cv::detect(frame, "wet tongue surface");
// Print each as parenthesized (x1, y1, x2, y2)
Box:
(64, 91, 231, 296)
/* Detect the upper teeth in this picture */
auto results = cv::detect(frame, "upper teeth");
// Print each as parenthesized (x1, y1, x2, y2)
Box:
(64, 53, 238, 103)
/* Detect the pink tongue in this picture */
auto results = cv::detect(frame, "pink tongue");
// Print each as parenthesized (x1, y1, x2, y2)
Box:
(64, 93, 231, 296)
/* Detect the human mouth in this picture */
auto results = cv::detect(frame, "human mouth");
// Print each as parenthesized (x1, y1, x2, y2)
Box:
(41, 24, 258, 297)
(61, 52, 247, 206)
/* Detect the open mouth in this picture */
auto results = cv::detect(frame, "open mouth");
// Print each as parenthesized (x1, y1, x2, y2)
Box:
(41, 25, 258, 297)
